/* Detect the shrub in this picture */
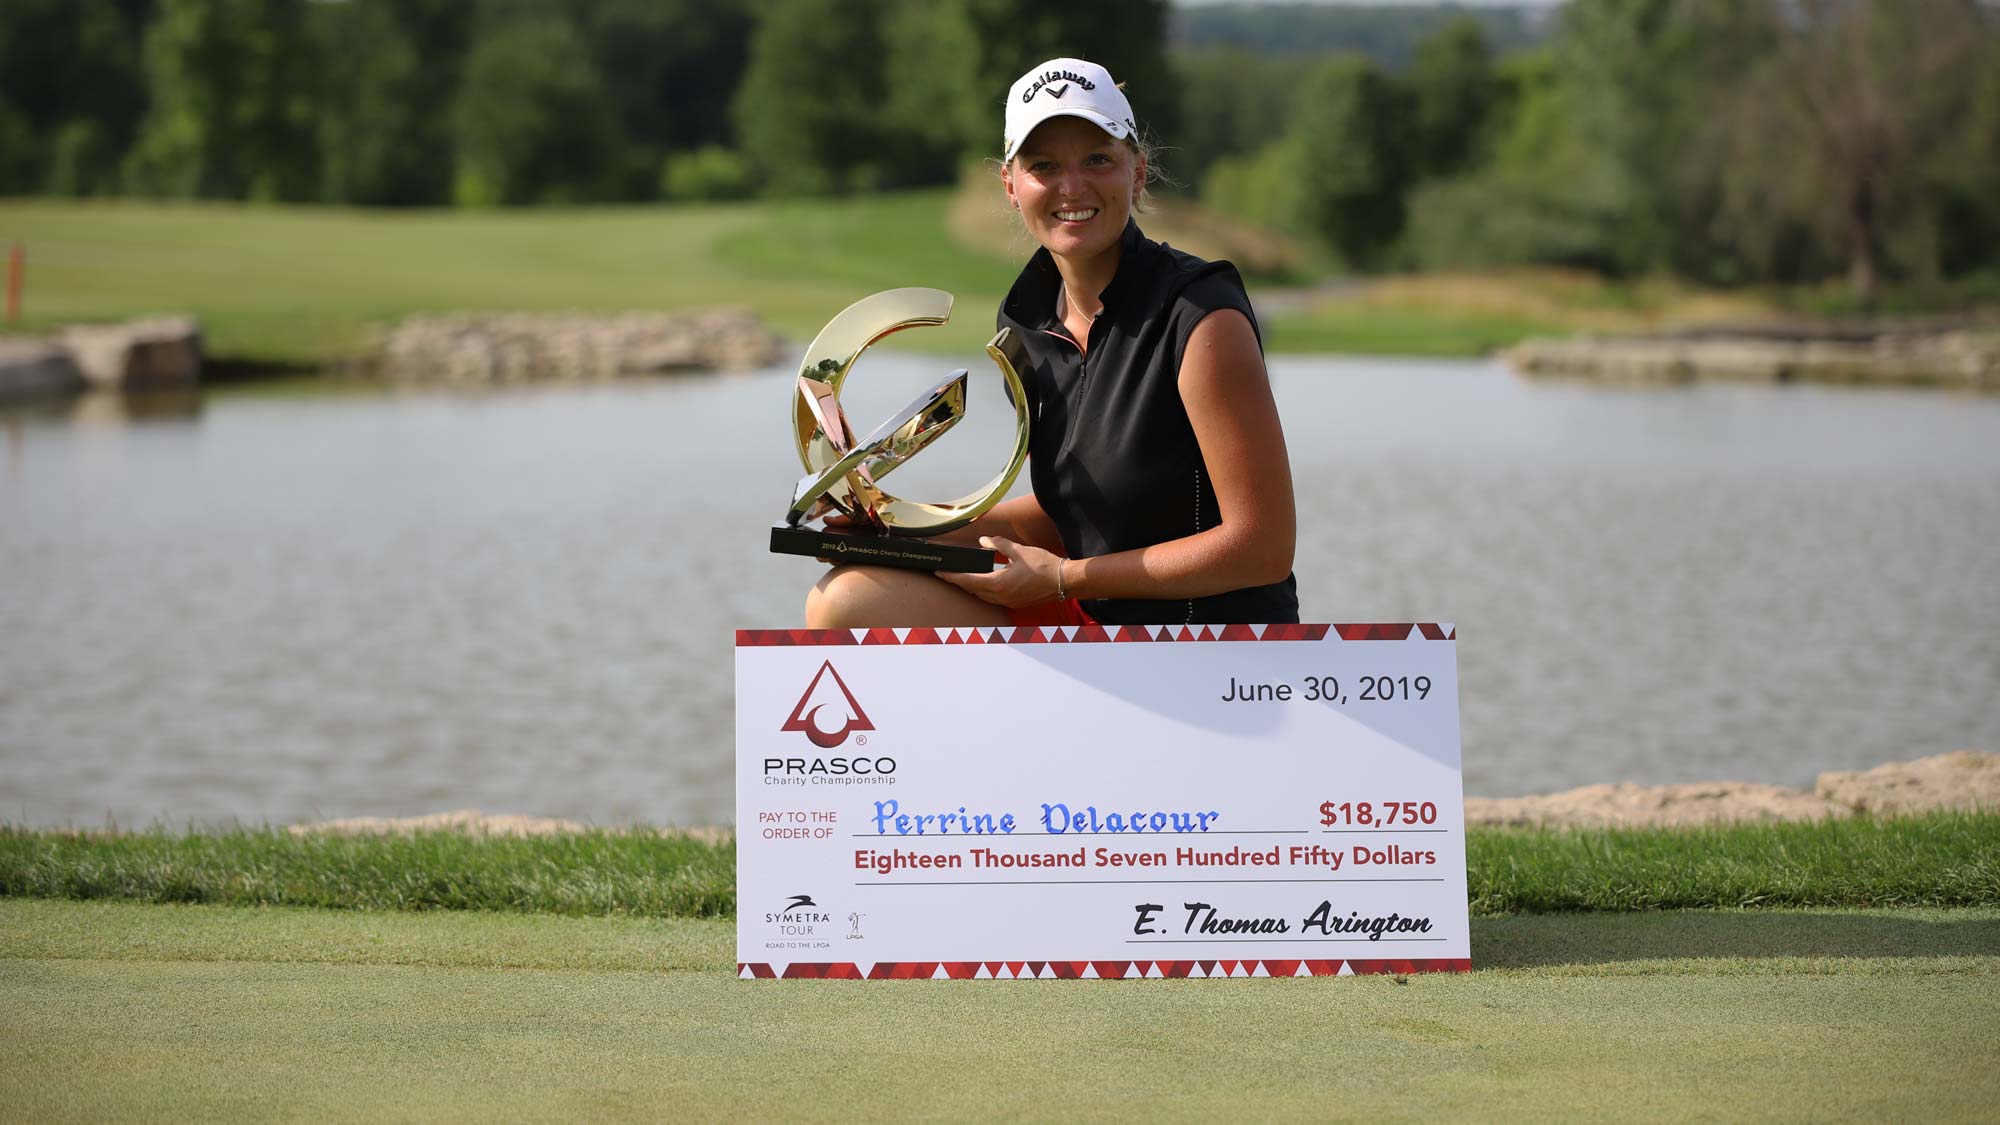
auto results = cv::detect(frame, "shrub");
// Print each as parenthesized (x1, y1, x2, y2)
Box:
(660, 146, 754, 202)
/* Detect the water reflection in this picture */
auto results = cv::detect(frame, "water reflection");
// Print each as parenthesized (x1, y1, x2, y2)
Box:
(1, 357, 1995, 829)
(5, 387, 206, 433)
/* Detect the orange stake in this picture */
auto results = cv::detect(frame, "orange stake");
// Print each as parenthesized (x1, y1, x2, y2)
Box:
(4, 242, 20, 324)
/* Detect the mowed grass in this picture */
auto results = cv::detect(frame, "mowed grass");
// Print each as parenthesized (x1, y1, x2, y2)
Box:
(1265, 301, 1574, 356)
(1, 898, 1996, 1122)
(1263, 268, 1777, 356)
(3, 812, 1994, 917)
(0, 827, 738, 918)
(0, 194, 1023, 363)
(1468, 812, 2000, 913)
(0, 195, 1784, 365)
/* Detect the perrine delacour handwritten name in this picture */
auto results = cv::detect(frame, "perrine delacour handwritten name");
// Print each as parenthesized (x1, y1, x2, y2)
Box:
(871, 798, 1220, 836)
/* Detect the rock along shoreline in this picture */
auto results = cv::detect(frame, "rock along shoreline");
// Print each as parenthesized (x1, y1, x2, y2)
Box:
(1505, 321, 2000, 390)
(374, 308, 783, 384)
(0, 315, 203, 399)
(0, 308, 786, 400)
(287, 751, 1995, 838)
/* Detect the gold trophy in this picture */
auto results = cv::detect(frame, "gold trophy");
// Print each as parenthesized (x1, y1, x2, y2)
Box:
(770, 288, 1031, 573)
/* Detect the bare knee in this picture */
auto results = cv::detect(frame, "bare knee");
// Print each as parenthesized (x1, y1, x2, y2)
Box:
(807, 565, 919, 629)
(806, 566, 876, 629)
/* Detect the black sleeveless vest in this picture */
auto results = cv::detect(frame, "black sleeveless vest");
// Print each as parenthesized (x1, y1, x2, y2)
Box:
(996, 221, 1300, 626)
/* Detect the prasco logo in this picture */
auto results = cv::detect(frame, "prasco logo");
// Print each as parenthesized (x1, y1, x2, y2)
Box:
(782, 660, 875, 748)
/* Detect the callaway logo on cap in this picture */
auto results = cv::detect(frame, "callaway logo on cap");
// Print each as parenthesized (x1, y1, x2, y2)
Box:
(1003, 57, 1138, 162)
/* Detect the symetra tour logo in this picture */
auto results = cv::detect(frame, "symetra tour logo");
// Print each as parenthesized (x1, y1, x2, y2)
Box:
(782, 660, 875, 748)
(766, 893, 831, 937)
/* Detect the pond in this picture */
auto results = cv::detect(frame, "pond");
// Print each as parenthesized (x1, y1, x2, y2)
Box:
(3, 354, 1995, 827)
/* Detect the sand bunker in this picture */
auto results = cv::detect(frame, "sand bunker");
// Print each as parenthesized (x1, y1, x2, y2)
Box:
(1465, 781, 1841, 829)
(288, 809, 730, 844)
(1814, 750, 1999, 816)
(1468, 750, 1996, 828)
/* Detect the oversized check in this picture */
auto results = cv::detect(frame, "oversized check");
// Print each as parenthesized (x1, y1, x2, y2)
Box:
(735, 623, 1468, 979)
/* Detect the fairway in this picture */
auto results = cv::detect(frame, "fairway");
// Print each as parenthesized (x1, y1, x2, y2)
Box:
(0, 194, 1025, 363)
(3, 901, 1994, 1121)
(0, 195, 1770, 366)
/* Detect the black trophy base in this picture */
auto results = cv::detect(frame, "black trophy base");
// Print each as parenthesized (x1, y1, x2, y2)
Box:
(769, 523, 996, 573)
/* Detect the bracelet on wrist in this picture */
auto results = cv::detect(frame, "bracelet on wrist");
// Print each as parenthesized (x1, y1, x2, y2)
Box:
(1056, 559, 1069, 603)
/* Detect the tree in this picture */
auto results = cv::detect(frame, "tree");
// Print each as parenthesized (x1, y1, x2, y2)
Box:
(1551, 0, 1774, 276)
(576, 0, 755, 198)
(373, 0, 479, 205)
(1202, 136, 1307, 237)
(1200, 52, 1422, 268)
(732, 0, 1178, 196)
(255, 0, 478, 205)
(0, 98, 35, 193)
(1290, 55, 1412, 268)
(1405, 17, 1498, 179)
(310, 0, 423, 205)
(1699, 0, 1993, 301)
(1170, 48, 1314, 189)
(961, 0, 1177, 152)
(877, 0, 989, 175)
(1173, 3, 1546, 66)
(1398, 50, 1634, 273)
(451, 14, 621, 205)
(1929, 29, 2000, 278)
(123, 0, 320, 200)
(0, 0, 150, 195)
(733, 0, 893, 194)
(661, 145, 752, 201)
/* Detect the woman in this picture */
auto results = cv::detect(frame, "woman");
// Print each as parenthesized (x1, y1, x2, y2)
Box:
(806, 57, 1297, 629)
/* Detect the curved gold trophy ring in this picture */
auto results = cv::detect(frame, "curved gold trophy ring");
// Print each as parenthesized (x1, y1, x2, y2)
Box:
(788, 288, 1031, 537)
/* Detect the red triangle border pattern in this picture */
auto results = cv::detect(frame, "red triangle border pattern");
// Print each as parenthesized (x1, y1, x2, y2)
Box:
(736, 624, 1454, 647)
(738, 958, 1471, 979)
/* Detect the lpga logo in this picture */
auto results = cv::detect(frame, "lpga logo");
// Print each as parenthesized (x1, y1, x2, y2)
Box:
(782, 660, 875, 748)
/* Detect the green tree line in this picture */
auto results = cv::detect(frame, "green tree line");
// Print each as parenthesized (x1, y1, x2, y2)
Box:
(3, 0, 1996, 297)
(1171, 1, 1548, 64)
(0, 0, 1170, 205)
(1198, 0, 2000, 299)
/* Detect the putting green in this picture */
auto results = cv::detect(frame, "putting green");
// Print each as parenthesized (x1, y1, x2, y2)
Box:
(2, 900, 1995, 1121)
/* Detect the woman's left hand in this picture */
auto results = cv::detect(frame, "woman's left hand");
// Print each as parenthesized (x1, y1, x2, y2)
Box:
(937, 536, 1064, 609)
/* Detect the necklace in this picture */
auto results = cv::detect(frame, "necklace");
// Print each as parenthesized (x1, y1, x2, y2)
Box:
(1061, 284, 1100, 321)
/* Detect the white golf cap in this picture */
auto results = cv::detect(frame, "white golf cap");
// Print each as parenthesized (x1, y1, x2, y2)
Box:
(1003, 57, 1137, 162)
